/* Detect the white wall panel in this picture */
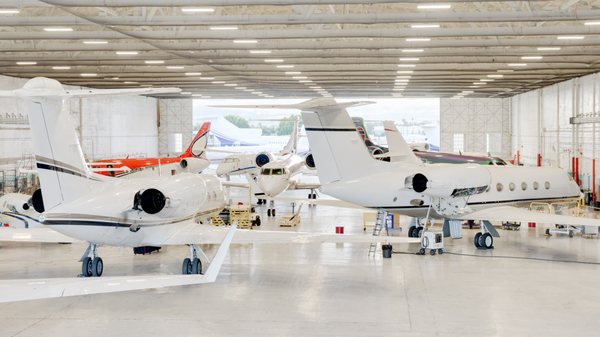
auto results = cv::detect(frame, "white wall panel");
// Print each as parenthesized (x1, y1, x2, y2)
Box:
(158, 99, 192, 157)
(440, 97, 511, 158)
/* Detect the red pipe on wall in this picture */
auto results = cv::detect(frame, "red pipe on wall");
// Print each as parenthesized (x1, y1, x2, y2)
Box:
(575, 157, 580, 186)
(537, 153, 541, 167)
(593, 159, 596, 203)
(571, 157, 575, 181)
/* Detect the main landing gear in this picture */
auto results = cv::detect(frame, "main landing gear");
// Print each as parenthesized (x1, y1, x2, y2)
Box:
(267, 200, 276, 217)
(182, 244, 203, 275)
(473, 232, 494, 249)
(408, 218, 424, 238)
(80, 243, 103, 277)
(308, 189, 318, 200)
(257, 198, 267, 205)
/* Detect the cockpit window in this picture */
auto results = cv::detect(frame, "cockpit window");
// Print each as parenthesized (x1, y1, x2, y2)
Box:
(261, 168, 271, 175)
(272, 168, 284, 175)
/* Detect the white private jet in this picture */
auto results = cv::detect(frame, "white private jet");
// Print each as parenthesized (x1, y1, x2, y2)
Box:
(270, 98, 600, 250)
(0, 78, 417, 302)
(216, 116, 319, 216)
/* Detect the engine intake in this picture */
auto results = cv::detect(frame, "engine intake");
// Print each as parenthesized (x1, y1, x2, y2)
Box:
(133, 188, 167, 215)
(412, 173, 428, 193)
(305, 153, 316, 169)
(180, 159, 188, 169)
(31, 189, 44, 213)
(255, 153, 272, 167)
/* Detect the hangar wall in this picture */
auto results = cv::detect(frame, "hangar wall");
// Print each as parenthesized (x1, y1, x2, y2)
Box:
(440, 97, 512, 159)
(0, 74, 158, 168)
(512, 72, 600, 192)
(158, 99, 193, 157)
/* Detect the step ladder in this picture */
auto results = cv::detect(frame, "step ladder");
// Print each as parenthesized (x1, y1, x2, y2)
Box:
(368, 209, 389, 256)
(210, 215, 226, 226)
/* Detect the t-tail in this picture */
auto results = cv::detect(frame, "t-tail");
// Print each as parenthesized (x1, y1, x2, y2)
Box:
(279, 116, 299, 155)
(0, 77, 180, 211)
(382, 120, 422, 165)
(181, 122, 210, 158)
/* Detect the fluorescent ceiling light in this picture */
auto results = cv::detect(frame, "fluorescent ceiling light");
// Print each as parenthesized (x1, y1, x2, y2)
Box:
(480, 79, 494, 82)
(521, 56, 542, 60)
(212, 81, 226, 84)
(249, 50, 271, 54)
(116, 51, 138, 55)
(309, 86, 321, 89)
(402, 49, 424, 53)
(0, 9, 20, 14)
(292, 76, 307, 79)
(468, 86, 480, 88)
(123, 81, 138, 84)
(396, 76, 411, 79)
(199, 77, 215, 80)
(584, 21, 600, 26)
(411, 24, 440, 28)
(224, 83, 237, 86)
(16, 61, 36, 65)
(276, 65, 294, 68)
(43, 27, 73, 32)
(395, 79, 410, 82)
(397, 70, 414, 74)
(180, 92, 192, 95)
(80, 73, 97, 77)
(397, 64, 416, 68)
(537, 47, 561, 51)
(181, 7, 214, 13)
(265, 59, 284, 63)
(473, 82, 486, 85)
(299, 80, 312, 83)
(285, 71, 301, 75)
(406, 38, 431, 42)
(508, 63, 528, 67)
(233, 39, 258, 44)
(52, 66, 71, 70)
(399, 57, 419, 61)
(418, 4, 451, 9)
(487, 74, 503, 78)
(462, 90, 474, 94)
(166, 66, 185, 69)
(557, 36, 584, 40)
(252, 91, 263, 94)
(185, 72, 202, 76)
(210, 26, 238, 30)
(144, 60, 164, 64)
(83, 40, 108, 44)
(393, 88, 405, 91)
(235, 87, 247, 90)
(497, 69, 514, 73)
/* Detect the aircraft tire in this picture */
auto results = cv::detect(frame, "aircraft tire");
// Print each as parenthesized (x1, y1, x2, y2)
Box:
(408, 226, 415, 238)
(182, 258, 192, 274)
(82, 257, 93, 277)
(481, 233, 493, 249)
(474, 233, 482, 248)
(92, 257, 103, 277)
(191, 258, 202, 274)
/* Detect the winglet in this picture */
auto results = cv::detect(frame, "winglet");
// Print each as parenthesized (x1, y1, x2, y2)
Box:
(203, 221, 237, 282)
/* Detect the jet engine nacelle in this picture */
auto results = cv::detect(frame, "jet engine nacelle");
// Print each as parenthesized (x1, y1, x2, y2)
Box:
(368, 146, 390, 162)
(31, 189, 45, 213)
(132, 174, 217, 217)
(179, 157, 207, 173)
(409, 165, 491, 198)
(255, 152, 273, 167)
(304, 153, 316, 169)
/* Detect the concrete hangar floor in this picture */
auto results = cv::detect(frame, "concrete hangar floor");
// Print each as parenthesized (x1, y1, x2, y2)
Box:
(1, 189, 600, 337)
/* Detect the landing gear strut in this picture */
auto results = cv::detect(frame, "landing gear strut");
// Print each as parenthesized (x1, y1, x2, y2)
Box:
(182, 244, 204, 275)
(267, 200, 276, 217)
(80, 243, 103, 277)
(308, 189, 318, 200)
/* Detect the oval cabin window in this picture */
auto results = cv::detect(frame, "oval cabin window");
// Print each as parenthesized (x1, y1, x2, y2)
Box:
(545, 181, 551, 190)
(496, 183, 503, 192)
(533, 181, 539, 190)
(521, 182, 527, 191)
(509, 182, 515, 191)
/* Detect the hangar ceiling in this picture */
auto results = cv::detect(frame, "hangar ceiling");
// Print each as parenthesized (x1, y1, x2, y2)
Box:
(1, 1, 600, 98)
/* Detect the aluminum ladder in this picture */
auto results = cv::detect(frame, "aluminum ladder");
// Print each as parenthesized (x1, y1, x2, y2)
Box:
(368, 209, 389, 256)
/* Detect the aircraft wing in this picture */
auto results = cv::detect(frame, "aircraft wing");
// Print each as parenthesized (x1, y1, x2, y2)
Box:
(222, 181, 250, 189)
(0, 227, 81, 243)
(275, 196, 367, 210)
(458, 206, 600, 226)
(0, 223, 236, 303)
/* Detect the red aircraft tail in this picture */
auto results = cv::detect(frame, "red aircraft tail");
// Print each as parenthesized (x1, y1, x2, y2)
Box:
(181, 122, 211, 158)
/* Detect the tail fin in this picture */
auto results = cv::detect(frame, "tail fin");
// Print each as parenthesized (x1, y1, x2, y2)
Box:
(382, 121, 422, 165)
(299, 98, 383, 184)
(279, 116, 298, 155)
(2, 77, 180, 211)
(181, 122, 210, 158)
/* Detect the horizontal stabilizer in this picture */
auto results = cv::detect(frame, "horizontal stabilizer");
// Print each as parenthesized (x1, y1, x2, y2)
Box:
(210, 97, 374, 112)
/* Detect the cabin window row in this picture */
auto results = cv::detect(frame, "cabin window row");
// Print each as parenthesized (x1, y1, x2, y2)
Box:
(495, 181, 550, 192)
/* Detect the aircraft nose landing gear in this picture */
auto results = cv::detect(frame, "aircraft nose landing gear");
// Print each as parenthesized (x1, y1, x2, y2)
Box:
(80, 243, 103, 277)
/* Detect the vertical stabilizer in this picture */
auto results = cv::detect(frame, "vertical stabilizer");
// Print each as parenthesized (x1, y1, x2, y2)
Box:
(279, 116, 299, 155)
(25, 94, 99, 210)
(299, 98, 382, 184)
(383, 121, 422, 165)
(181, 122, 210, 158)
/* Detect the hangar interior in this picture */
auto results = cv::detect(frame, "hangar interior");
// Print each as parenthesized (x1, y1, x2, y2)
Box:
(1, 1, 600, 337)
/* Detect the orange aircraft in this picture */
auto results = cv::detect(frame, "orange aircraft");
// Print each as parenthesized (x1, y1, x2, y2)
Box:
(90, 122, 211, 178)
